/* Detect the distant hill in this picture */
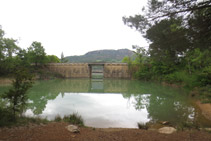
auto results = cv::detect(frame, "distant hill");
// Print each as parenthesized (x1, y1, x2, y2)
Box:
(65, 49, 134, 63)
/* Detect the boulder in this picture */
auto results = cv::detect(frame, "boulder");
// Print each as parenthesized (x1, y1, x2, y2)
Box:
(66, 125, 80, 133)
(158, 127, 176, 134)
(160, 121, 170, 125)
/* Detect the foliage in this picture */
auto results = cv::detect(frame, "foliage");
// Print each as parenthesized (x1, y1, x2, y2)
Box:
(28, 41, 47, 66)
(176, 121, 200, 131)
(146, 18, 190, 64)
(122, 56, 132, 64)
(137, 122, 149, 130)
(66, 49, 134, 63)
(0, 107, 14, 127)
(47, 55, 60, 63)
(0, 109, 49, 127)
(0, 27, 20, 76)
(2, 67, 34, 119)
(123, 0, 211, 34)
(123, 0, 211, 101)
(201, 87, 211, 103)
(63, 113, 84, 126)
(60, 52, 67, 63)
(54, 115, 62, 122)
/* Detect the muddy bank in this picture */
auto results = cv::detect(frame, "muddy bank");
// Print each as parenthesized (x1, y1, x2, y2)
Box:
(1, 122, 211, 141)
(196, 101, 211, 121)
(0, 78, 13, 86)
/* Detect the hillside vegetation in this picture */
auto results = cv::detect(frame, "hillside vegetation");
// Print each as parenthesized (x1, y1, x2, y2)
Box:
(65, 49, 134, 63)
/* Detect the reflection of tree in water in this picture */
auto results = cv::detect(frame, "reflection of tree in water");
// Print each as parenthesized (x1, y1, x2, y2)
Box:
(27, 79, 90, 114)
(146, 94, 195, 125)
(26, 78, 195, 126)
(122, 80, 195, 125)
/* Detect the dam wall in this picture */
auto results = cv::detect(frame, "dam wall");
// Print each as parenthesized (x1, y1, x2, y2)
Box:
(47, 63, 130, 79)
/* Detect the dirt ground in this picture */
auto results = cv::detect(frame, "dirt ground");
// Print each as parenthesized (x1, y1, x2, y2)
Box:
(196, 101, 211, 121)
(1, 122, 211, 141)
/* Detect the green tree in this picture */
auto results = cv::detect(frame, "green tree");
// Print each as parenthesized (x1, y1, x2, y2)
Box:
(187, 7, 211, 51)
(0, 26, 21, 76)
(146, 18, 190, 64)
(0, 26, 5, 61)
(3, 38, 20, 58)
(2, 67, 34, 119)
(123, 0, 211, 33)
(28, 41, 47, 66)
(60, 52, 68, 63)
(47, 55, 60, 63)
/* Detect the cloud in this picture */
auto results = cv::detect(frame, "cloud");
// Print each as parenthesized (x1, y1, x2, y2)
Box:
(0, 0, 148, 57)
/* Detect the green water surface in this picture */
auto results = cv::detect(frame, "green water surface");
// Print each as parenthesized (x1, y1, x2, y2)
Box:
(0, 79, 210, 128)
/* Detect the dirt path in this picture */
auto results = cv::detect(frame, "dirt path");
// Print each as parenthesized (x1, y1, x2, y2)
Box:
(196, 101, 211, 121)
(1, 122, 211, 141)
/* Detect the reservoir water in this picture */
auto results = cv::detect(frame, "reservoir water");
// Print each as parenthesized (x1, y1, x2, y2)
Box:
(0, 79, 210, 128)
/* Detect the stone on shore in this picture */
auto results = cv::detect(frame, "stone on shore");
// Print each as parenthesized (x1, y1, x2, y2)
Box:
(66, 125, 80, 133)
(158, 127, 176, 134)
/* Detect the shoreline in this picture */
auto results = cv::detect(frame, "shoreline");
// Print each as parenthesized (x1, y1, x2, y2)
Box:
(196, 101, 211, 121)
(1, 122, 211, 141)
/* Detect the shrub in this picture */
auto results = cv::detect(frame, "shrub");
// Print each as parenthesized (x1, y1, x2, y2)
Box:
(54, 115, 62, 122)
(137, 122, 148, 130)
(197, 66, 211, 86)
(2, 67, 33, 119)
(63, 113, 84, 126)
(0, 107, 14, 127)
(164, 71, 199, 88)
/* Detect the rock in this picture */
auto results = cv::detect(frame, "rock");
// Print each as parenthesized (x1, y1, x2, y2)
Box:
(158, 127, 176, 134)
(66, 125, 80, 133)
(200, 128, 211, 132)
(160, 121, 169, 125)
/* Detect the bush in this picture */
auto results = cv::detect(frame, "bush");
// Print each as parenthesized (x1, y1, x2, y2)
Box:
(0, 107, 14, 127)
(54, 115, 62, 122)
(199, 85, 211, 103)
(164, 71, 186, 83)
(0, 107, 48, 127)
(135, 64, 152, 80)
(137, 122, 149, 130)
(63, 113, 84, 126)
(164, 71, 199, 88)
(197, 66, 211, 86)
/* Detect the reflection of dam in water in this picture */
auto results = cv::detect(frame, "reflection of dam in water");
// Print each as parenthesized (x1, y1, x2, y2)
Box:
(90, 79, 104, 92)
(31, 79, 131, 94)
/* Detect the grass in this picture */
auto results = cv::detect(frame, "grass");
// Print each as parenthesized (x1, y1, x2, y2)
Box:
(137, 122, 149, 130)
(176, 121, 200, 131)
(0, 106, 84, 127)
(0, 112, 49, 127)
(62, 113, 84, 126)
(54, 115, 62, 122)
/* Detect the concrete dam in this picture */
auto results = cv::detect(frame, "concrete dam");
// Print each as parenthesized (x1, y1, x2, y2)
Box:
(47, 63, 130, 79)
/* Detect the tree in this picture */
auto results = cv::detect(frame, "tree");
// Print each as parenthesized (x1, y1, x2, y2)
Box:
(28, 41, 47, 66)
(146, 18, 190, 64)
(0, 26, 5, 61)
(60, 52, 68, 63)
(3, 66, 34, 119)
(47, 55, 60, 63)
(0, 26, 21, 76)
(123, 0, 211, 32)
(123, 0, 210, 72)
(3, 38, 20, 58)
(187, 7, 211, 50)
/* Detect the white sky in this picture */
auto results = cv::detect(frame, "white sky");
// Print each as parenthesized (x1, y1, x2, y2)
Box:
(0, 0, 148, 57)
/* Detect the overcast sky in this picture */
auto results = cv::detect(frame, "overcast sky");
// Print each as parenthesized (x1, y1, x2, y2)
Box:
(0, 0, 148, 57)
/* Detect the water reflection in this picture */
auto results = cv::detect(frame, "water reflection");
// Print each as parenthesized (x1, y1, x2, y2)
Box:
(90, 79, 104, 92)
(0, 79, 206, 128)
